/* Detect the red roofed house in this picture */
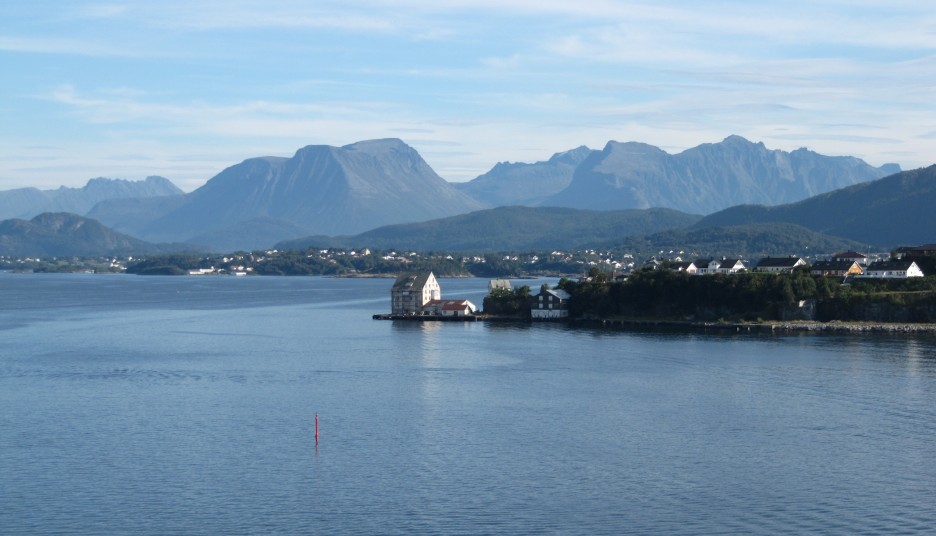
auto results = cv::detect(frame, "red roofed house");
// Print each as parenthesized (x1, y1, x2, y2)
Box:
(424, 299, 478, 317)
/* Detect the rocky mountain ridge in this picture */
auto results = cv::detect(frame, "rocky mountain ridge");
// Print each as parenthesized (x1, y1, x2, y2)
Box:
(541, 135, 899, 213)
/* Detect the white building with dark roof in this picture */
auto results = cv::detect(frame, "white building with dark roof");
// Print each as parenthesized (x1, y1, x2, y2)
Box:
(531, 288, 571, 319)
(862, 260, 924, 278)
(755, 257, 807, 273)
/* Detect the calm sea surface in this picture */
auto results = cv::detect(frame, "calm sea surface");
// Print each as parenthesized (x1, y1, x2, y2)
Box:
(2, 273, 936, 535)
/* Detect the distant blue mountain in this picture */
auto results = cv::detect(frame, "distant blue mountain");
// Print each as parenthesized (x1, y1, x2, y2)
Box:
(0, 176, 182, 221)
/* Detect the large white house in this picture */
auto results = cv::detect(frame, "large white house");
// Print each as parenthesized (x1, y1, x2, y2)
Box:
(391, 272, 441, 314)
(862, 260, 925, 278)
(755, 257, 808, 273)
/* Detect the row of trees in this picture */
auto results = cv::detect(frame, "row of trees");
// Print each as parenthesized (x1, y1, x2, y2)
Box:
(557, 268, 936, 323)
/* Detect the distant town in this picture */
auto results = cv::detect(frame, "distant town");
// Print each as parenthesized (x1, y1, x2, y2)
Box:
(2, 243, 934, 281)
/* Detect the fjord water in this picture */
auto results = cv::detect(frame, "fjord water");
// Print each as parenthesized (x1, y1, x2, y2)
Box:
(2, 274, 935, 535)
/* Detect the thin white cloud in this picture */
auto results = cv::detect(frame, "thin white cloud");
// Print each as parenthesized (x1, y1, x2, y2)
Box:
(0, 35, 141, 57)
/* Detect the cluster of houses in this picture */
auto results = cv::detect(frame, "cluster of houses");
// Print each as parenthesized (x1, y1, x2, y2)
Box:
(386, 246, 935, 321)
(390, 272, 479, 317)
(389, 272, 571, 320)
(663, 250, 927, 279)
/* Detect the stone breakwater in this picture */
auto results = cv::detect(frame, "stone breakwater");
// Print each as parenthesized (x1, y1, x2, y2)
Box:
(582, 317, 936, 333)
(760, 321, 936, 333)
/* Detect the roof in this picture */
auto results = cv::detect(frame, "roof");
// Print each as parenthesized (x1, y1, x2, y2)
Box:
(811, 260, 859, 270)
(538, 288, 571, 300)
(756, 257, 805, 268)
(866, 260, 920, 271)
(392, 271, 435, 290)
(720, 258, 744, 267)
(489, 279, 511, 290)
(426, 299, 475, 310)
(832, 251, 867, 259)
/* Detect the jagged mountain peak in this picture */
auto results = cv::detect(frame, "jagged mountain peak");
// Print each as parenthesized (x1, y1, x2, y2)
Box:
(548, 145, 592, 164)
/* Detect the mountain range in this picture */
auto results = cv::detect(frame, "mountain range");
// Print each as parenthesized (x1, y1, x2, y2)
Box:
(0, 176, 182, 221)
(0, 136, 927, 256)
(537, 135, 899, 213)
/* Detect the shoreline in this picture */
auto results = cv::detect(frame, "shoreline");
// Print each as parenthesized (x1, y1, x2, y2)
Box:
(374, 313, 936, 333)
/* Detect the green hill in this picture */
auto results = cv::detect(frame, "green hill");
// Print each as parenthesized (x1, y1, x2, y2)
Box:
(612, 222, 869, 259)
(695, 165, 936, 247)
(0, 213, 193, 257)
(276, 206, 702, 251)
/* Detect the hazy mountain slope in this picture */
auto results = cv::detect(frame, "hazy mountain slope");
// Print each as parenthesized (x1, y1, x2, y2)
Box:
(277, 206, 701, 251)
(694, 165, 936, 247)
(86, 195, 190, 238)
(455, 146, 593, 206)
(119, 139, 485, 249)
(185, 217, 314, 253)
(0, 176, 183, 220)
(541, 136, 899, 213)
(0, 213, 188, 257)
(616, 222, 869, 260)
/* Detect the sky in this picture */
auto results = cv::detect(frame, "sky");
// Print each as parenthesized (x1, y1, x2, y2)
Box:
(2, 1, 935, 192)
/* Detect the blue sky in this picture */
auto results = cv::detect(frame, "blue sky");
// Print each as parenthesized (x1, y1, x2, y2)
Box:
(2, 1, 935, 191)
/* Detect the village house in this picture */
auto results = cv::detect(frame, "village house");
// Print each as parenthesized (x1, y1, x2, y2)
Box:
(893, 244, 936, 260)
(810, 259, 864, 277)
(755, 256, 808, 274)
(671, 261, 699, 274)
(531, 287, 571, 319)
(391, 271, 441, 315)
(716, 258, 746, 274)
(693, 258, 716, 274)
(424, 299, 478, 317)
(862, 260, 925, 278)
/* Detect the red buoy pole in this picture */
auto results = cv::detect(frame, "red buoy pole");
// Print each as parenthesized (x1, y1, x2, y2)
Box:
(315, 414, 319, 444)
